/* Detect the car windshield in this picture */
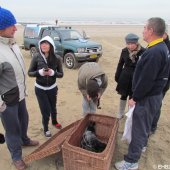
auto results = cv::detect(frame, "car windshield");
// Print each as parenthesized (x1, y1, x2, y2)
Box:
(59, 30, 82, 40)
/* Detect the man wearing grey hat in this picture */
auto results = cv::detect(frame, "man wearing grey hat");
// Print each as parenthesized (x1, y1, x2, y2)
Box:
(0, 7, 39, 170)
(115, 18, 170, 170)
(115, 33, 145, 119)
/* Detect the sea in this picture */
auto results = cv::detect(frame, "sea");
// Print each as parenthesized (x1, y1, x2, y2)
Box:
(17, 17, 170, 26)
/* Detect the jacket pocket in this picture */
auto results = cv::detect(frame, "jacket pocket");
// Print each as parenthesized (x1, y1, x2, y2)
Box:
(1, 86, 19, 106)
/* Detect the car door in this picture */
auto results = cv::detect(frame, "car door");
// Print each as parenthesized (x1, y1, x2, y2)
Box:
(50, 31, 64, 57)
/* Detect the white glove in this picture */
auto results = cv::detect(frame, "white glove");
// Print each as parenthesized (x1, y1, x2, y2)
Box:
(49, 69, 55, 76)
(38, 68, 45, 76)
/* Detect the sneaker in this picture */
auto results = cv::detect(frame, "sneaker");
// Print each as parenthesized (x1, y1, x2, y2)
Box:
(23, 140, 39, 147)
(53, 123, 62, 129)
(115, 160, 138, 170)
(44, 130, 52, 137)
(13, 159, 27, 170)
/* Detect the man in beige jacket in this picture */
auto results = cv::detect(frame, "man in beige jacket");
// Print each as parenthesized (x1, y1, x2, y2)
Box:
(78, 62, 108, 116)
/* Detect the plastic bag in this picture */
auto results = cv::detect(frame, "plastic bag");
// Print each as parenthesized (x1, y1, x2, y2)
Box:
(121, 105, 135, 144)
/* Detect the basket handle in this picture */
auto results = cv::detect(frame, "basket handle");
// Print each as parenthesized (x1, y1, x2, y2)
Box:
(75, 159, 90, 166)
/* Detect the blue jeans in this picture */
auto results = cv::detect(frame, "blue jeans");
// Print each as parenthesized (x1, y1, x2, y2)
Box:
(82, 96, 97, 117)
(0, 99, 30, 161)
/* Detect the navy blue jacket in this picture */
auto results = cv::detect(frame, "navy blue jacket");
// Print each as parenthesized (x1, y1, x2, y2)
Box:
(132, 41, 170, 101)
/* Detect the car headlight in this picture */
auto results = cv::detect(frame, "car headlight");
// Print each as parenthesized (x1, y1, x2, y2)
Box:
(77, 48, 85, 53)
(98, 46, 102, 51)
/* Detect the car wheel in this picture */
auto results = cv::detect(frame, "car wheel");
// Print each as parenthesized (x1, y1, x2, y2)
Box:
(64, 53, 78, 69)
(30, 47, 38, 58)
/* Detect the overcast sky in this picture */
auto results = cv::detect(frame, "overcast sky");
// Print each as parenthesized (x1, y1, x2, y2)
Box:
(0, 0, 170, 22)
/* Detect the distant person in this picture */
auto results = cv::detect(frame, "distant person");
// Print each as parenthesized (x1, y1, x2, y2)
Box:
(115, 33, 145, 119)
(78, 62, 108, 116)
(115, 17, 170, 170)
(151, 24, 170, 134)
(0, 6, 39, 170)
(28, 36, 63, 137)
(55, 19, 58, 25)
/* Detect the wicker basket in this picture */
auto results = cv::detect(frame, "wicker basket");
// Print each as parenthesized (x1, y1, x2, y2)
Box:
(24, 120, 80, 163)
(62, 114, 119, 170)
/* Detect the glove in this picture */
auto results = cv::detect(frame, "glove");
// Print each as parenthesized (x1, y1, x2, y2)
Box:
(38, 68, 45, 76)
(49, 69, 55, 76)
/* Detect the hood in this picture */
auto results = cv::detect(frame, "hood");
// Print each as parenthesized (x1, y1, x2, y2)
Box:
(38, 36, 55, 63)
(63, 38, 101, 48)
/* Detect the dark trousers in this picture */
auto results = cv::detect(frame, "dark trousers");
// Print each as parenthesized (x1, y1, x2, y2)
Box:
(0, 99, 30, 161)
(35, 86, 58, 132)
(151, 92, 165, 132)
(124, 94, 162, 163)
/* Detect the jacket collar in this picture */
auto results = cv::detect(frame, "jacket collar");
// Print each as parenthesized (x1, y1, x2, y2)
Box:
(0, 36, 16, 45)
(147, 38, 163, 48)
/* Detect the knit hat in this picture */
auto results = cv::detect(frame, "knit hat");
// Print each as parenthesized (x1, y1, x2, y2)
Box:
(125, 33, 139, 43)
(0, 7, 16, 30)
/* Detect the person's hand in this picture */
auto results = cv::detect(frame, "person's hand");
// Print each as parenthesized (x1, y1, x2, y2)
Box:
(48, 68, 55, 76)
(38, 68, 45, 76)
(97, 93, 101, 99)
(43, 68, 54, 76)
(128, 98, 136, 107)
(86, 94, 91, 101)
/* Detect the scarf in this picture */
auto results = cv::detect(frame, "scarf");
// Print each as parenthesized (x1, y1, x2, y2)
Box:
(128, 44, 142, 63)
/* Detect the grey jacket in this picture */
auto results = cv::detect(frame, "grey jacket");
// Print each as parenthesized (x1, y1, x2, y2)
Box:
(0, 36, 27, 107)
(78, 62, 108, 96)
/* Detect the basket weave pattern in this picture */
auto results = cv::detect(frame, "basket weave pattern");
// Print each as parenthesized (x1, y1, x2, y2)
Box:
(24, 120, 80, 163)
(62, 114, 119, 170)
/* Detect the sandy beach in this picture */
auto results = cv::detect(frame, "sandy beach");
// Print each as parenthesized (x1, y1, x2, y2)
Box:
(0, 24, 170, 170)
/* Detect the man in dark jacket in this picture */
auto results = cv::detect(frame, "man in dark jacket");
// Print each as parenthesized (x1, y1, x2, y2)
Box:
(151, 25, 170, 134)
(115, 17, 170, 170)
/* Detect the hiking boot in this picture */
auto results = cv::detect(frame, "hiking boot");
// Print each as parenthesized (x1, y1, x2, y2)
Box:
(23, 140, 39, 147)
(115, 160, 138, 170)
(44, 130, 52, 138)
(13, 159, 27, 170)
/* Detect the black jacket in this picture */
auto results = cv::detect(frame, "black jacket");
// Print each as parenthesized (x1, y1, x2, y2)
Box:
(163, 35, 170, 95)
(28, 54, 63, 87)
(115, 46, 145, 97)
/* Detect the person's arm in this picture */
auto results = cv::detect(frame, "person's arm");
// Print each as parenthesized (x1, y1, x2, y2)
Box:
(115, 50, 125, 82)
(55, 57, 64, 78)
(28, 56, 39, 77)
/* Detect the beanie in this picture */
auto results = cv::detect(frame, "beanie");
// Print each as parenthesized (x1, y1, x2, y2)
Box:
(0, 7, 16, 30)
(125, 33, 139, 43)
